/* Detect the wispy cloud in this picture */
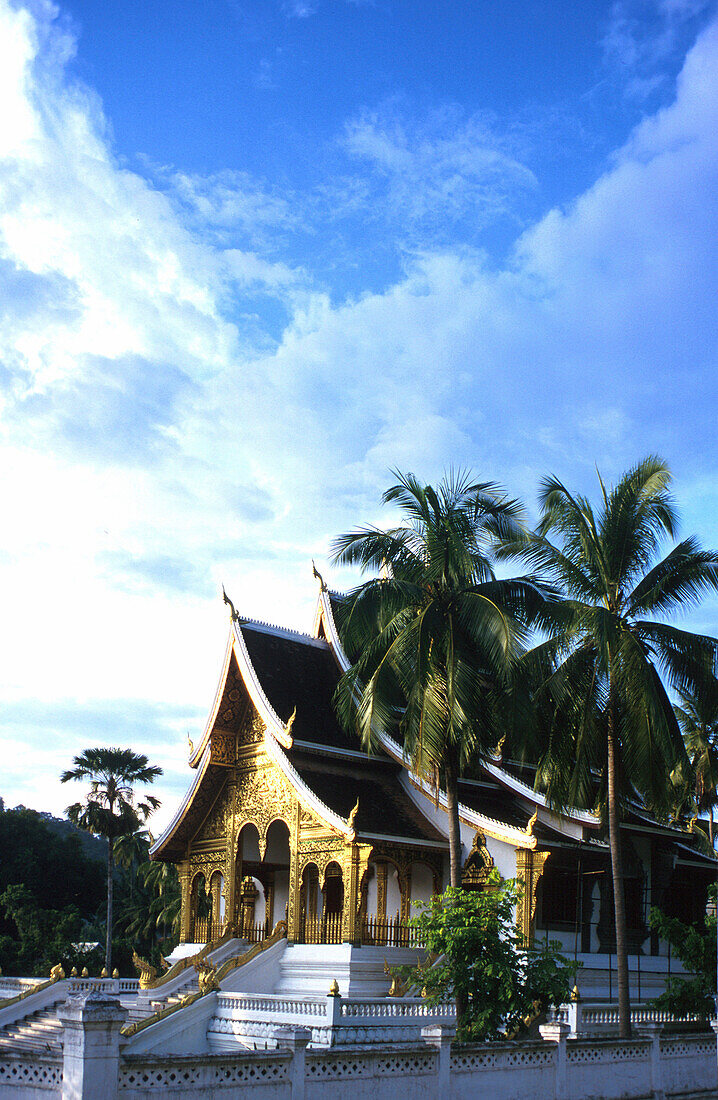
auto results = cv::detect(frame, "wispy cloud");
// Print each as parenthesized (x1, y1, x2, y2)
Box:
(342, 103, 537, 236)
(602, 0, 716, 98)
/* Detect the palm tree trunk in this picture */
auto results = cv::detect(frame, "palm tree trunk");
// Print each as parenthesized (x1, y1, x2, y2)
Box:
(445, 759, 463, 889)
(710, 805, 714, 849)
(607, 714, 631, 1039)
(444, 757, 467, 1030)
(106, 840, 114, 973)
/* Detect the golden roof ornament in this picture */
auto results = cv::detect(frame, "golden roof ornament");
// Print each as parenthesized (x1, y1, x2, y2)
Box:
(222, 584, 239, 621)
(312, 560, 327, 591)
(525, 809, 538, 837)
(187, 732, 194, 757)
(347, 798, 359, 830)
(285, 706, 297, 739)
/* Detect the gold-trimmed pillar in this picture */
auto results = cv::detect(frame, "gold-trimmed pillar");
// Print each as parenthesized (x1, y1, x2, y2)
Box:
(515, 848, 550, 945)
(287, 802, 301, 942)
(376, 862, 388, 918)
(178, 861, 191, 944)
(225, 773, 238, 935)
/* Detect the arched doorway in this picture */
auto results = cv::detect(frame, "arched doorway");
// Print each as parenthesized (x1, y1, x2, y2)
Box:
(208, 870, 226, 940)
(235, 819, 291, 939)
(362, 858, 404, 945)
(298, 863, 322, 943)
(264, 819, 291, 931)
(190, 872, 211, 942)
(321, 862, 344, 944)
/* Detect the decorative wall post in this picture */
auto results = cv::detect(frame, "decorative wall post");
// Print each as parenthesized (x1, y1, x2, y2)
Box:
(422, 1024, 456, 1093)
(273, 1025, 311, 1100)
(539, 1020, 570, 1098)
(59, 990, 126, 1100)
(639, 1023, 665, 1100)
(178, 861, 191, 944)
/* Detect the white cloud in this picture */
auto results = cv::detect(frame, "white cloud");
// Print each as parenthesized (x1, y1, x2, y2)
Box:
(1, 1, 718, 824)
(343, 104, 537, 233)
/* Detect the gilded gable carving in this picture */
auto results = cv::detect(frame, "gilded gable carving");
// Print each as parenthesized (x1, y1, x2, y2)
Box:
(234, 762, 297, 856)
(194, 781, 231, 844)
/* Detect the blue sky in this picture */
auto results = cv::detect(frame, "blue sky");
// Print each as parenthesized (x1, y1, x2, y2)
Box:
(0, 0, 717, 826)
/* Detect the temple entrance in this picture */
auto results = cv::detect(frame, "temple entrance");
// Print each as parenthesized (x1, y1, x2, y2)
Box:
(359, 858, 429, 946)
(297, 861, 343, 944)
(189, 872, 213, 943)
(235, 819, 291, 941)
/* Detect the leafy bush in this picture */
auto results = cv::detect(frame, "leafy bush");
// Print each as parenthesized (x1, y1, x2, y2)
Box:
(649, 887, 716, 1020)
(393, 872, 577, 1041)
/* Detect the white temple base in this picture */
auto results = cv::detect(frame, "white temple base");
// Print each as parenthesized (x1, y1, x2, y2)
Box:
(274, 944, 426, 998)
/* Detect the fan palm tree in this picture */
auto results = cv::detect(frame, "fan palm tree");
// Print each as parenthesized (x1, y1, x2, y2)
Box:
(331, 469, 553, 890)
(674, 685, 718, 846)
(502, 457, 718, 1037)
(61, 749, 162, 972)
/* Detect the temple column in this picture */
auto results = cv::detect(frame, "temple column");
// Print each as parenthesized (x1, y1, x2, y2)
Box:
(376, 862, 388, 917)
(516, 848, 550, 946)
(178, 861, 191, 944)
(287, 803, 301, 942)
(225, 774, 238, 936)
(400, 867, 412, 921)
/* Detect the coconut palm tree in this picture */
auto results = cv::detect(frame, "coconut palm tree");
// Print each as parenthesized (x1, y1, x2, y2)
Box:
(331, 469, 553, 890)
(674, 685, 718, 846)
(61, 749, 162, 972)
(502, 457, 718, 1037)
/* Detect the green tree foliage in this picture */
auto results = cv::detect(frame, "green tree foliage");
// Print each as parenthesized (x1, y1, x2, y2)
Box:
(674, 684, 718, 845)
(503, 457, 718, 1037)
(332, 470, 552, 893)
(61, 748, 162, 972)
(393, 875, 576, 1042)
(115, 857, 181, 968)
(649, 887, 717, 1020)
(0, 806, 105, 976)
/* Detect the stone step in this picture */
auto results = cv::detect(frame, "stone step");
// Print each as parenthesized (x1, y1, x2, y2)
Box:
(0, 1002, 65, 1056)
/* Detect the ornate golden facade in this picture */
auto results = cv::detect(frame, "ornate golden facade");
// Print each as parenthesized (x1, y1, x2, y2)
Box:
(151, 583, 572, 950)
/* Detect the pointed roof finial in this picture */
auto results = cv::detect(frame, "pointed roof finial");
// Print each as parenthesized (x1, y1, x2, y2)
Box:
(222, 584, 238, 621)
(312, 560, 327, 591)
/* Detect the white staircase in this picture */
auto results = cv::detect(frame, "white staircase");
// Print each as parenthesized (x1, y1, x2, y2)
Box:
(0, 1001, 65, 1056)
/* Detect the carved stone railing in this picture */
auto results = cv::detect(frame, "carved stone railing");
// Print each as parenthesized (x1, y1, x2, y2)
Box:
(209, 991, 456, 1048)
(549, 1000, 706, 1036)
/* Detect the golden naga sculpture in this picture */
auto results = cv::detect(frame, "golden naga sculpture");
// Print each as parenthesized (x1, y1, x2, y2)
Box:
(383, 958, 407, 997)
(132, 949, 159, 989)
(49, 964, 65, 981)
(195, 962, 221, 994)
